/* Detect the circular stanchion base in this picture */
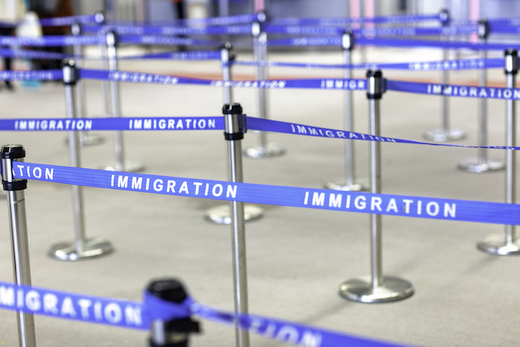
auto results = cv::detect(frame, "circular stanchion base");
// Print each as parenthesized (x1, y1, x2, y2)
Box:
(338, 276, 414, 303)
(244, 144, 285, 159)
(205, 204, 264, 225)
(65, 133, 105, 147)
(477, 234, 520, 255)
(423, 129, 466, 142)
(103, 161, 145, 173)
(457, 158, 505, 173)
(48, 238, 114, 261)
(325, 180, 369, 192)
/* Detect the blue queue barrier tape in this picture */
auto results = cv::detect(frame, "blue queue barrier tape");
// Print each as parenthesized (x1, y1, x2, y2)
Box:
(234, 57, 504, 71)
(106, 13, 259, 27)
(78, 68, 368, 90)
(263, 24, 478, 37)
(117, 34, 222, 47)
(355, 36, 520, 51)
(271, 13, 441, 26)
(0, 48, 221, 61)
(9, 160, 520, 225)
(3, 115, 520, 153)
(0, 69, 63, 81)
(386, 79, 520, 101)
(0, 35, 105, 47)
(82, 24, 252, 36)
(0, 281, 411, 346)
(39, 14, 101, 26)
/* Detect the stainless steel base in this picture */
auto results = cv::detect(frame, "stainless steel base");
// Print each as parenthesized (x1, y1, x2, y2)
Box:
(66, 133, 105, 147)
(205, 204, 263, 225)
(457, 159, 505, 173)
(423, 129, 466, 142)
(325, 180, 369, 192)
(244, 144, 285, 159)
(339, 276, 414, 303)
(103, 161, 145, 173)
(477, 234, 520, 255)
(49, 238, 114, 261)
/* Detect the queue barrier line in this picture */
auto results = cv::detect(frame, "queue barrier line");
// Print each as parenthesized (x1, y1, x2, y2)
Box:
(0, 281, 409, 347)
(81, 24, 253, 36)
(270, 13, 441, 26)
(8, 159, 520, 226)
(1, 67, 519, 103)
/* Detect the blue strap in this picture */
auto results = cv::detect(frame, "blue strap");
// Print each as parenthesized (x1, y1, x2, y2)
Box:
(39, 14, 101, 26)
(386, 79, 520, 101)
(0, 35, 105, 47)
(356, 36, 520, 51)
(271, 13, 440, 26)
(233, 58, 504, 71)
(10, 161, 520, 225)
(117, 34, 222, 47)
(120, 50, 221, 61)
(82, 24, 252, 35)
(0, 70, 63, 81)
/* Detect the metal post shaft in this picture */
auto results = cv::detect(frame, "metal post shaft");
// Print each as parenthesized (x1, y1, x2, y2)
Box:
(424, 9, 465, 142)
(223, 103, 250, 347)
(458, 20, 504, 173)
(245, 18, 285, 159)
(205, 44, 263, 225)
(477, 49, 520, 255)
(104, 31, 144, 173)
(1, 145, 36, 347)
(339, 70, 414, 303)
(326, 32, 368, 192)
(48, 61, 113, 261)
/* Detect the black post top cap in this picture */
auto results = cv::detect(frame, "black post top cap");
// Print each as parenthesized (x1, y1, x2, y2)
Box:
(366, 70, 383, 78)
(505, 49, 518, 57)
(1, 144, 25, 159)
(63, 60, 76, 68)
(147, 278, 188, 303)
(221, 42, 233, 50)
(222, 103, 243, 115)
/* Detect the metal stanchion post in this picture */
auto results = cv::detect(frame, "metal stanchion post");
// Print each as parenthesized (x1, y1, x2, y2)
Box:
(95, 12, 112, 119)
(68, 22, 105, 147)
(1, 144, 37, 347)
(424, 9, 466, 142)
(477, 49, 520, 255)
(147, 278, 201, 347)
(339, 70, 414, 303)
(326, 31, 368, 191)
(48, 61, 113, 261)
(245, 12, 285, 159)
(205, 44, 263, 225)
(103, 30, 145, 172)
(458, 20, 504, 173)
(223, 103, 250, 347)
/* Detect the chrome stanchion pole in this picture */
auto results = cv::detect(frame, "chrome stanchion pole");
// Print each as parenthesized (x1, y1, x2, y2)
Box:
(205, 44, 263, 225)
(424, 9, 466, 142)
(245, 12, 285, 159)
(95, 12, 112, 119)
(69, 22, 105, 147)
(1, 144, 37, 347)
(477, 49, 520, 255)
(48, 61, 113, 261)
(223, 103, 250, 347)
(147, 278, 201, 347)
(326, 31, 368, 191)
(458, 20, 504, 173)
(103, 30, 145, 172)
(339, 70, 414, 303)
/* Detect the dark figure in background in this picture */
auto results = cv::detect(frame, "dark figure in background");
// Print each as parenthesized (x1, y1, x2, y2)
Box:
(173, 0, 187, 51)
(0, 26, 14, 90)
(32, 0, 74, 70)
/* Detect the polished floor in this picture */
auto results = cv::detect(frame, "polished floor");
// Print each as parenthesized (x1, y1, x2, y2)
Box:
(0, 45, 519, 347)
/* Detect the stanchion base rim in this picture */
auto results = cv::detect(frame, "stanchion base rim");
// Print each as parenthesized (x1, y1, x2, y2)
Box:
(339, 276, 414, 303)
(244, 144, 285, 159)
(103, 161, 145, 173)
(477, 234, 520, 255)
(48, 238, 114, 261)
(423, 129, 466, 142)
(65, 133, 106, 147)
(205, 204, 264, 225)
(325, 180, 369, 192)
(457, 159, 505, 173)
